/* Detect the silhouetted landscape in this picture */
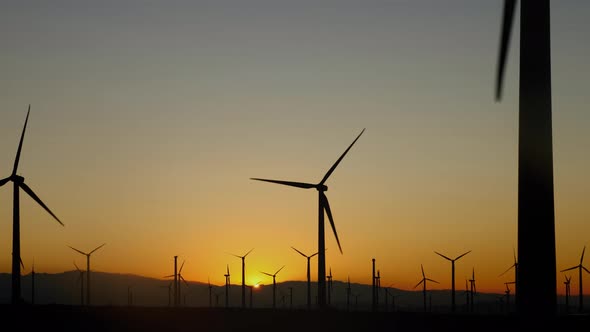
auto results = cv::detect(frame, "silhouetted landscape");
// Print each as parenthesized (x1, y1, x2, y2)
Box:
(2, 270, 590, 331)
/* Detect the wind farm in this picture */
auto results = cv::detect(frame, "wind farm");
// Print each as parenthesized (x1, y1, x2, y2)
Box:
(2, 1, 590, 331)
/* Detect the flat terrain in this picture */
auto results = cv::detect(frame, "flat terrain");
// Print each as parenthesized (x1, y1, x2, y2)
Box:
(2, 304, 589, 332)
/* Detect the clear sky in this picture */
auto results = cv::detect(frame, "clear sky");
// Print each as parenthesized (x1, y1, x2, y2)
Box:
(1, 1, 589, 295)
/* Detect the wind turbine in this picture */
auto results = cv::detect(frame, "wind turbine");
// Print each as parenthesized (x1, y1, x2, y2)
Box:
(495, 0, 556, 316)
(177, 261, 189, 307)
(346, 276, 351, 312)
(0, 105, 64, 304)
(414, 264, 439, 312)
(469, 268, 477, 313)
(68, 243, 106, 306)
(291, 246, 319, 309)
(224, 264, 231, 308)
(261, 265, 285, 309)
(560, 246, 590, 313)
(229, 248, 254, 308)
(434, 250, 471, 312)
(564, 275, 572, 314)
(499, 247, 519, 308)
(74, 261, 85, 306)
(251, 129, 365, 307)
(160, 281, 172, 306)
(208, 277, 213, 308)
(326, 267, 333, 305)
(504, 281, 516, 313)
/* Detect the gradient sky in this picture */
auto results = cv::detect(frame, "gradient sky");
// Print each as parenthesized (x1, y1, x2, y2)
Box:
(1, 1, 589, 295)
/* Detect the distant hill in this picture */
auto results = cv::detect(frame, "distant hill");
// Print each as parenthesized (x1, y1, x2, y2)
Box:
(0, 271, 575, 313)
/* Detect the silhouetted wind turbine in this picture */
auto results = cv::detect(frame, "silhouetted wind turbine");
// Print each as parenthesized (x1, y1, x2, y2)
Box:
(504, 281, 515, 313)
(68, 243, 106, 306)
(230, 248, 254, 308)
(499, 247, 519, 308)
(261, 265, 285, 309)
(563, 275, 572, 314)
(495, 0, 556, 316)
(160, 281, 172, 306)
(208, 277, 213, 308)
(74, 261, 85, 306)
(251, 129, 364, 307)
(469, 268, 477, 313)
(327, 267, 333, 305)
(224, 264, 231, 308)
(434, 250, 471, 312)
(291, 246, 319, 309)
(414, 264, 439, 312)
(0, 105, 64, 304)
(346, 276, 351, 311)
(177, 260, 188, 307)
(560, 246, 590, 313)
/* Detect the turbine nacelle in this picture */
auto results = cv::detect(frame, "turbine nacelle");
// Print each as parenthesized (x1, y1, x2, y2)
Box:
(11, 175, 25, 183)
(316, 184, 328, 192)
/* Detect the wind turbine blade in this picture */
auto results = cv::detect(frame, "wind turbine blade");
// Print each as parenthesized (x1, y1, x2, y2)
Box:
(250, 178, 316, 189)
(260, 271, 273, 277)
(310, 251, 319, 258)
(0, 177, 10, 187)
(583, 266, 590, 274)
(163, 274, 174, 278)
(244, 248, 254, 258)
(434, 251, 452, 261)
(513, 247, 517, 264)
(321, 192, 342, 254)
(179, 260, 186, 274)
(499, 264, 514, 277)
(495, 0, 516, 101)
(90, 243, 106, 255)
(426, 278, 439, 284)
(580, 246, 586, 264)
(68, 246, 88, 256)
(421, 264, 425, 278)
(319, 128, 365, 185)
(560, 266, 579, 273)
(180, 275, 189, 286)
(20, 182, 63, 226)
(455, 250, 471, 260)
(12, 104, 31, 176)
(20, 257, 25, 269)
(414, 279, 424, 289)
(291, 246, 307, 258)
(275, 265, 286, 275)
(74, 261, 81, 272)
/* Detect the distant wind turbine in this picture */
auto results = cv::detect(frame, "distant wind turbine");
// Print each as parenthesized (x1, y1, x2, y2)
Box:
(229, 248, 254, 308)
(68, 243, 106, 306)
(251, 129, 365, 307)
(0, 105, 64, 304)
(261, 265, 285, 309)
(560, 246, 590, 313)
(563, 275, 572, 314)
(73, 261, 85, 306)
(291, 246, 319, 309)
(346, 276, 351, 312)
(224, 264, 231, 308)
(434, 250, 471, 312)
(504, 281, 515, 313)
(327, 267, 333, 305)
(414, 264, 439, 312)
(469, 268, 477, 313)
(499, 247, 519, 308)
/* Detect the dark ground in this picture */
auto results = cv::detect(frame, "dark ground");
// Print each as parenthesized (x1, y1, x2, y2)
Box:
(2, 304, 589, 332)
